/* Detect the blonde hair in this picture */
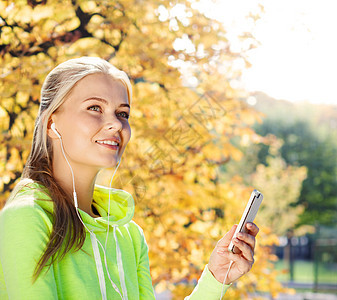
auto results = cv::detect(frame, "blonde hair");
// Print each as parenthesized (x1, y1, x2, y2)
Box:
(20, 56, 132, 282)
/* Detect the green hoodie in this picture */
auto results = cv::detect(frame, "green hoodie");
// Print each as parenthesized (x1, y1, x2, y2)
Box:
(0, 178, 229, 299)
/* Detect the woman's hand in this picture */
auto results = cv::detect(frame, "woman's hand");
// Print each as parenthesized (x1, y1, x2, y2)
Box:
(208, 222, 259, 285)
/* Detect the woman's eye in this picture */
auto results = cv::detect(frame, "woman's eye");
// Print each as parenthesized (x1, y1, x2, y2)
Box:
(88, 105, 101, 112)
(88, 105, 129, 119)
(118, 111, 130, 119)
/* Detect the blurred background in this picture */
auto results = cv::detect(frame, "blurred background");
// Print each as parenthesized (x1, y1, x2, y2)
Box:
(0, 0, 336, 299)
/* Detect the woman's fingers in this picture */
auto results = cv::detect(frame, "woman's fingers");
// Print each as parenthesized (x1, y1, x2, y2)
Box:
(217, 223, 259, 256)
(246, 222, 259, 237)
(231, 222, 259, 262)
(228, 252, 254, 275)
(236, 231, 256, 251)
(232, 237, 254, 262)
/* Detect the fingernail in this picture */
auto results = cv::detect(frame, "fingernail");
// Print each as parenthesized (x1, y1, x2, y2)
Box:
(237, 233, 243, 238)
(234, 238, 239, 243)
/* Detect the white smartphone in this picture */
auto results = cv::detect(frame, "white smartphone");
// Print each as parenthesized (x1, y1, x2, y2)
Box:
(228, 189, 263, 254)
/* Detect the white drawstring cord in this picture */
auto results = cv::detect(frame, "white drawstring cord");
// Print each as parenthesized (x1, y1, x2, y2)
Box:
(113, 225, 128, 299)
(220, 260, 233, 300)
(74, 199, 123, 299)
(90, 232, 107, 300)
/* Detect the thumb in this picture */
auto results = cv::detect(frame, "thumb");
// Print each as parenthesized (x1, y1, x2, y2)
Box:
(217, 224, 238, 248)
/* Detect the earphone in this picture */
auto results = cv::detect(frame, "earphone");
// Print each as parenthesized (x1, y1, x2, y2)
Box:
(50, 122, 125, 299)
(51, 122, 61, 139)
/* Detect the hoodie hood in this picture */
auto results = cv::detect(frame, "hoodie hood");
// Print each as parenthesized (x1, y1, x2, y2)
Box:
(91, 184, 135, 227)
(8, 178, 135, 232)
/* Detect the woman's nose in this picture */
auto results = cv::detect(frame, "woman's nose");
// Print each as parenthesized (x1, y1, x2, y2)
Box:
(105, 117, 122, 132)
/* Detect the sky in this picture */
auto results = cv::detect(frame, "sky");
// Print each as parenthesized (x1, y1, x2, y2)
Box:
(193, 0, 337, 105)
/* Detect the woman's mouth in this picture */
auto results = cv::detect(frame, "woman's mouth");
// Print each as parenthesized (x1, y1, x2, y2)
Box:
(96, 140, 119, 150)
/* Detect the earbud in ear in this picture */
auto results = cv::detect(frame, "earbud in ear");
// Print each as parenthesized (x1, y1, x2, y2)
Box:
(51, 123, 62, 139)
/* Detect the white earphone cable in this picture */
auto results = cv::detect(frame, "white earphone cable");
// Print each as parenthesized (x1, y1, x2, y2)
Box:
(56, 129, 124, 299)
(220, 260, 233, 300)
(104, 160, 120, 253)
(58, 135, 77, 207)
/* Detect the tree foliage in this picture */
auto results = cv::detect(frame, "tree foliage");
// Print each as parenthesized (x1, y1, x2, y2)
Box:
(252, 94, 337, 228)
(224, 93, 337, 232)
(222, 134, 308, 236)
(251, 138, 307, 236)
(0, 0, 285, 297)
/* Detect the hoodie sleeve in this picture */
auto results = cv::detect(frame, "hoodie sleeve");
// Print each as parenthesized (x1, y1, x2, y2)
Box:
(0, 203, 58, 299)
(133, 224, 155, 300)
(184, 264, 231, 300)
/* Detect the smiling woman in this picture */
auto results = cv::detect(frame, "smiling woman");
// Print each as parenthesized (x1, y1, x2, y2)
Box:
(0, 56, 259, 300)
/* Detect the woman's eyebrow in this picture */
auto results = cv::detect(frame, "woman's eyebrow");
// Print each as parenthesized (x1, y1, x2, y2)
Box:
(83, 96, 130, 108)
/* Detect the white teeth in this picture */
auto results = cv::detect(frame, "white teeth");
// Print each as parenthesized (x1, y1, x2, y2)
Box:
(97, 140, 119, 146)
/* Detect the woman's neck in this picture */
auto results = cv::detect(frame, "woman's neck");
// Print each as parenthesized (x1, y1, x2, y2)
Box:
(52, 156, 99, 216)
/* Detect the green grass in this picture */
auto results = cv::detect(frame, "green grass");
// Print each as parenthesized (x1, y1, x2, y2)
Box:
(273, 259, 337, 284)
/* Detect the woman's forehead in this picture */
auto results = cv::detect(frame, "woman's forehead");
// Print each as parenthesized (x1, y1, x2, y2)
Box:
(65, 74, 129, 106)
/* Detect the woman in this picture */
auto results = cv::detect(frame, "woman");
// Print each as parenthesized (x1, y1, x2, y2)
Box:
(0, 57, 259, 299)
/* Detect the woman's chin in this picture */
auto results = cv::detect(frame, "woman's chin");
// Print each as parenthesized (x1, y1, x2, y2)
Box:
(97, 159, 121, 170)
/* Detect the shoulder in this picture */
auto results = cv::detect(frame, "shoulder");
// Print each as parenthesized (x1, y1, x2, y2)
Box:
(5, 178, 51, 204)
(0, 179, 53, 233)
(125, 220, 148, 246)
(124, 221, 151, 262)
(126, 220, 145, 237)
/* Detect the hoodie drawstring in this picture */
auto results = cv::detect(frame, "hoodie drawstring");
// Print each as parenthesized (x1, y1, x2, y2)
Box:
(113, 225, 128, 299)
(90, 227, 128, 300)
(90, 232, 107, 300)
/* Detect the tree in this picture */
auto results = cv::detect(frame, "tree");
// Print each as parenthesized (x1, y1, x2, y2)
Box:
(255, 114, 337, 227)
(229, 92, 337, 229)
(1, 1, 285, 297)
(251, 139, 307, 236)
(221, 134, 308, 236)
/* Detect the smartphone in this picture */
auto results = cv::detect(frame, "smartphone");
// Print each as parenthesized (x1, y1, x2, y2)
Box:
(228, 189, 263, 254)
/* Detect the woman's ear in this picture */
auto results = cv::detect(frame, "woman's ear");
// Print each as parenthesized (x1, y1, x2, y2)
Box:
(47, 116, 59, 139)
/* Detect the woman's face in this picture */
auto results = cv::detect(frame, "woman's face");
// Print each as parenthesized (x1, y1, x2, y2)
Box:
(48, 73, 131, 171)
